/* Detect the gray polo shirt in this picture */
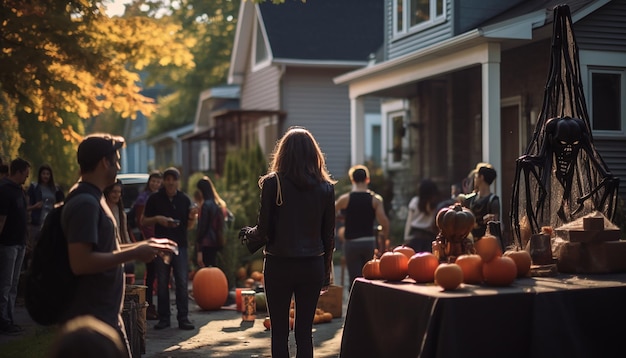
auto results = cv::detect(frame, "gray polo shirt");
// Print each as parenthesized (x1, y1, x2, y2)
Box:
(60, 181, 124, 331)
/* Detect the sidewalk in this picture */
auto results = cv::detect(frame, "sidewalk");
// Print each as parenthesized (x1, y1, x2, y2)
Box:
(0, 265, 351, 357)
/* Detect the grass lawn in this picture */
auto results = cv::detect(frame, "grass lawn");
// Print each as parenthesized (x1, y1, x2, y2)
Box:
(0, 326, 57, 358)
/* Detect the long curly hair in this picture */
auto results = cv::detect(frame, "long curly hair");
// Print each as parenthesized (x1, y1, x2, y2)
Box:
(259, 126, 336, 188)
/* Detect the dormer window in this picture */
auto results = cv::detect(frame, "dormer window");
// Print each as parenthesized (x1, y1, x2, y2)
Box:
(394, 0, 445, 35)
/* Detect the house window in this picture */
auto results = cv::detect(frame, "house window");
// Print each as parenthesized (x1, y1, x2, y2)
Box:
(252, 16, 270, 71)
(580, 50, 626, 137)
(394, 0, 445, 35)
(590, 69, 623, 132)
(382, 100, 409, 170)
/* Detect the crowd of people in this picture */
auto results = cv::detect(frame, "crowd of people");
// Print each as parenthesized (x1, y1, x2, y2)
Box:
(0, 128, 502, 358)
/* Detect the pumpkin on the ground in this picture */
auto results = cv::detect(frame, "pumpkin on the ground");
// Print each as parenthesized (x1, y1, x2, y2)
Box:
(193, 267, 229, 310)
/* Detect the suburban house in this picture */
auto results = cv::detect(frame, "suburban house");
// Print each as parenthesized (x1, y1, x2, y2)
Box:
(334, 0, 626, 240)
(182, 0, 384, 179)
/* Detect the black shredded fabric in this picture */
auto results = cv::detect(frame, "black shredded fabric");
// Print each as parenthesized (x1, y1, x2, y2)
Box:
(510, 4, 619, 247)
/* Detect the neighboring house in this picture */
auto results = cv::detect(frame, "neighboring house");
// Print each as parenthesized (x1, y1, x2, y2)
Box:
(122, 111, 153, 174)
(334, 0, 626, 240)
(123, 83, 169, 174)
(148, 124, 194, 173)
(182, 85, 240, 180)
(184, 0, 384, 178)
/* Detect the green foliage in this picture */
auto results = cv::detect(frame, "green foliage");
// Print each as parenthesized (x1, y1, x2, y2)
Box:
(19, 112, 82, 190)
(142, 0, 241, 135)
(0, 92, 20, 162)
(186, 144, 268, 289)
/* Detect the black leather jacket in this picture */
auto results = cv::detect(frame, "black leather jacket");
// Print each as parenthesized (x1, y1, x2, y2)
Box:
(249, 173, 335, 286)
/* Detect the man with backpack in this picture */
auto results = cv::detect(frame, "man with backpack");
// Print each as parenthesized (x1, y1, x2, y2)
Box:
(60, 133, 177, 355)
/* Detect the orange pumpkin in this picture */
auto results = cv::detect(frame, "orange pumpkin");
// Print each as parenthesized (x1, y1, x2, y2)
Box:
(236, 266, 248, 281)
(379, 251, 409, 281)
(503, 250, 532, 277)
(192, 267, 229, 310)
(474, 234, 502, 263)
(407, 252, 439, 283)
(455, 254, 483, 284)
(482, 256, 517, 286)
(434, 263, 464, 290)
(362, 256, 383, 280)
(250, 271, 264, 282)
(436, 204, 475, 240)
(393, 245, 416, 259)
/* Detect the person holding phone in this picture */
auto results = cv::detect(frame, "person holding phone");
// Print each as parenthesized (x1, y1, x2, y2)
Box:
(142, 167, 198, 331)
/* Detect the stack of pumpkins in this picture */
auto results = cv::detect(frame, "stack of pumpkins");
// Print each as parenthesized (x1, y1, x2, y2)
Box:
(362, 241, 531, 290)
(362, 203, 533, 291)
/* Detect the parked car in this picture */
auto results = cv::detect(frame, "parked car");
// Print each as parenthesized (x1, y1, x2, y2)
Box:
(117, 173, 149, 211)
(117, 173, 149, 240)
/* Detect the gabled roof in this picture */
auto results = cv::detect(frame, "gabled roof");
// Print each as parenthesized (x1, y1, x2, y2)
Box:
(229, 0, 383, 84)
(258, 0, 383, 62)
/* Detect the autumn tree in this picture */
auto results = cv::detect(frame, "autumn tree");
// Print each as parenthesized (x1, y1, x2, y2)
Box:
(118, 0, 241, 135)
(0, 0, 194, 185)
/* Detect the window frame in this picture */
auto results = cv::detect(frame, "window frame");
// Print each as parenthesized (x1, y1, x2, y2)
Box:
(252, 13, 271, 72)
(393, 0, 446, 37)
(580, 50, 626, 138)
(381, 100, 410, 170)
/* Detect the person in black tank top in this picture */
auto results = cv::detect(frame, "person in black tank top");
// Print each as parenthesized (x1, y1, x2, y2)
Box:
(335, 165, 389, 290)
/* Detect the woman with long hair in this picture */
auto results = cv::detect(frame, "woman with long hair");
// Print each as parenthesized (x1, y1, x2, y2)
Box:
(403, 178, 441, 252)
(132, 170, 162, 320)
(26, 164, 65, 268)
(242, 127, 336, 358)
(195, 176, 227, 267)
(103, 180, 135, 281)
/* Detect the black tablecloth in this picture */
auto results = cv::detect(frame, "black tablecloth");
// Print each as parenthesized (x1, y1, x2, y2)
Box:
(340, 274, 626, 358)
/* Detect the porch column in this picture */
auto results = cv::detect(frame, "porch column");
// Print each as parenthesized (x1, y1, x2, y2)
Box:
(481, 42, 502, 199)
(351, 97, 365, 166)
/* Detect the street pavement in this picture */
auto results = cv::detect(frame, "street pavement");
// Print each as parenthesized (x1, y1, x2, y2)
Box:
(1, 265, 351, 358)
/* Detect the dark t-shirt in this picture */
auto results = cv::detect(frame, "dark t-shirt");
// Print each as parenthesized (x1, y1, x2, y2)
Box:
(466, 193, 500, 239)
(60, 181, 124, 330)
(0, 178, 28, 246)
(144, 188, 191, 247)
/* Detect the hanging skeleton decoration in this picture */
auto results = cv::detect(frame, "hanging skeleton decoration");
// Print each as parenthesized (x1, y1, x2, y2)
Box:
(510, 4, 620, 248)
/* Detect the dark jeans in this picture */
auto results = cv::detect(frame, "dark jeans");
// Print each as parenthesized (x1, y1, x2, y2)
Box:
(200, 246, 219, 267)
(343, 238, 376, 290)
(264, 255, 324, 358)
(145, 260, 156, 306)
(155, 247, 189, 324)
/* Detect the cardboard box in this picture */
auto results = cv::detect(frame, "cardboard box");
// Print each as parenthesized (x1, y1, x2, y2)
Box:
(556, 240, 626, 273)
(317, 285, 343, 318)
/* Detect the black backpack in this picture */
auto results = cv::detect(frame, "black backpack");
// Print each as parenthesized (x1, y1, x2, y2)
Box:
(24, 188, 95, 325)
